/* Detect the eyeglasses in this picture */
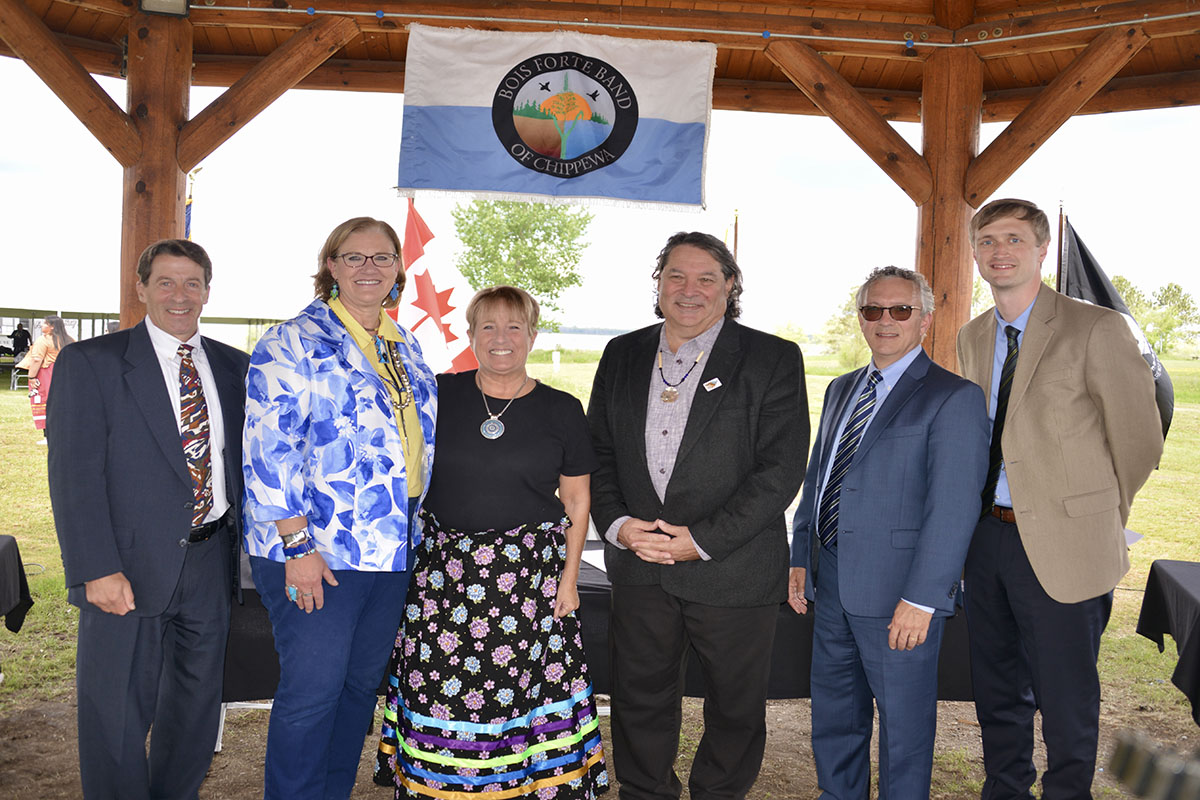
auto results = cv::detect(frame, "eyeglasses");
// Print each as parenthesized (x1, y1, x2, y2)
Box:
(859, 305, 917, 321)
(336, 252, 399, 268)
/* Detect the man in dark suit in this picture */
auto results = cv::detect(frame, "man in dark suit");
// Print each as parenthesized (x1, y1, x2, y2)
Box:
(958, 198, 1162, 799)
(588, 231, 808, 800)
(47, 239, 250, 799)
(8, 322, 32, 359)
(790, 267, 989, 799)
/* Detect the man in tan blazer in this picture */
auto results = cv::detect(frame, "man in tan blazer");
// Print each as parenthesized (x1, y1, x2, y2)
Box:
(957, 198, 1162, 800)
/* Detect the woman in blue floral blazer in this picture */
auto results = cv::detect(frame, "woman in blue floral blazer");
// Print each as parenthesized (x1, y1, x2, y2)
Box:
(243, 217, 437, 800)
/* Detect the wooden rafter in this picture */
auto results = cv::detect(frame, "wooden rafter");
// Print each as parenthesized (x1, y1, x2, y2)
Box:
(966, 24, 1151, 205)
(960, 0, 1198, 46)
(934, 0, 976, 30)
(186, 1, 952, 55)
(178, 15, 361, 171)
(5, 35, 1197, 122)
(983, 70, 1200, 120)
(765, 38, 933, 205)
(0, 0, 139, 166)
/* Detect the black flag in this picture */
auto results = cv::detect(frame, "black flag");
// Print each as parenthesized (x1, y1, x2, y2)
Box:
(1060, 218, 1174, 439)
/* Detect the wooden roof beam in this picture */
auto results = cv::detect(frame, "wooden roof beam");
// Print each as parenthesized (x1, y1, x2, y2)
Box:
(966, 24, 1150, 205)
(715, 80, 922, 120)
(984, 70, 1200, 120)
(177, 14, 361, 172)
(934, 0, 975, 30)
(765, 39, 932, 205)
(963, 0, 1199, 56)
(186, 1, 951, 52)
(0, 0, 140, 166)
(55, 0, 133, 17)
(6, 33, 1196, 122)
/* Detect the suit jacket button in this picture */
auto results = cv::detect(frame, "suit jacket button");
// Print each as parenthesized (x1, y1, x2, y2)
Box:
(179, 538, 188, 548)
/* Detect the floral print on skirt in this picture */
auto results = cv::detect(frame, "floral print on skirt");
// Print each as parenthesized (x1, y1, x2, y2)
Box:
(377, 510, 609, 800)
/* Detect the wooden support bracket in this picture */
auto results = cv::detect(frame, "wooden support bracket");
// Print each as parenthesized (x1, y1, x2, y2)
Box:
(765, 38, 933, 206)
(0, 0, 140, 166)
(177, 14, 361, 172)
(965, 25, 1151, 205)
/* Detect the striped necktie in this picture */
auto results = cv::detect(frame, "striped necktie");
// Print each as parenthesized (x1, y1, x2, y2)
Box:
(178, 344, 213, 526)
(981, 325, 1021, 514)
(817, 369, 882, 549)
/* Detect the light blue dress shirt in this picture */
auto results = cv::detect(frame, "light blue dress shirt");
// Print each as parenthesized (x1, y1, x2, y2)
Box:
(988, 298, 1036, 509)
(817, 346, 932, 614)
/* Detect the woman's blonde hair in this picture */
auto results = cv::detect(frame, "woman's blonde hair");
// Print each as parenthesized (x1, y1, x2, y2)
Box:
(465, 286, 540, 334)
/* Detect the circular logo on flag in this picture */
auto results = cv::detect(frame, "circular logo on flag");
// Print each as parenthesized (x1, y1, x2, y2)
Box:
(492, 52, 638, 179)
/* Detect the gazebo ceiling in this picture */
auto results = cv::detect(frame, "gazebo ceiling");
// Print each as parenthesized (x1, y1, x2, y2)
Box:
(5, 0, 1200, 122)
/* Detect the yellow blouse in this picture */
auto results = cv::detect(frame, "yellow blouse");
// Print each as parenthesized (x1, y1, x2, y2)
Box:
(17, 336, 60, 373)
(329, 298, 426, 497)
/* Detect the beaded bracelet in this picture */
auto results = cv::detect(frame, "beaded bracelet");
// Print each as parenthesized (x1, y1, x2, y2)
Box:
(283, 538, 317, 560)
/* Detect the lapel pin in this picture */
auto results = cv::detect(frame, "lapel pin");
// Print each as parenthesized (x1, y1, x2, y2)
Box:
(703, 378, 722, 392)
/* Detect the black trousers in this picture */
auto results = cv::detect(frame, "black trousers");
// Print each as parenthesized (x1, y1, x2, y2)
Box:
(77, 530, 231, 800)
(964, 515, 1112, 800)
(609, 584, 778, 800)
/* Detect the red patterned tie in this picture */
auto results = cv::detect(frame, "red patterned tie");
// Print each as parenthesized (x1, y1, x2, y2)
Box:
(178, 344, 213, 526)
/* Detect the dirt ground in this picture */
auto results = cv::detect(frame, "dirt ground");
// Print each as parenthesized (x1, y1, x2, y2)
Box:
(2, 691, 1194, 798)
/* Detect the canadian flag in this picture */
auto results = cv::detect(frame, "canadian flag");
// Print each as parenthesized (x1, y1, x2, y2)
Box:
(390, 198, 477, 374)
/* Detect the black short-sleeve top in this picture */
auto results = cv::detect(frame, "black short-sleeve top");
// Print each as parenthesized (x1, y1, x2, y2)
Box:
(422, 370, 599, 531)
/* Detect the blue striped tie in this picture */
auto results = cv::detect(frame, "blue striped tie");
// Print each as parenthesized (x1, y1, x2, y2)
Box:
(817, 370, 882, 548)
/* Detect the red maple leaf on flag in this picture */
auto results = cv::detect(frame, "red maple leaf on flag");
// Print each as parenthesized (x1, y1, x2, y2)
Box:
(449, 346, 479, 372)
(402, 198, 435, 268)
(409, 269, 458, 343)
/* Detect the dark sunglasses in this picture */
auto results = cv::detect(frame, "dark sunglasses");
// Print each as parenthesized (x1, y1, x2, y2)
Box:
(859, 305, 916, 322)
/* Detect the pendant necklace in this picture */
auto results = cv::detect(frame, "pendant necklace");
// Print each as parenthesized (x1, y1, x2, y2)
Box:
(374, 336, 414, 439)
(658, 350, 704, 403)
(478, 374, 530, 439)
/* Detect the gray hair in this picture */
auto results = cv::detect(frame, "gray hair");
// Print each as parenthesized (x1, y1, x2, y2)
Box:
(855, 266, 934, 316)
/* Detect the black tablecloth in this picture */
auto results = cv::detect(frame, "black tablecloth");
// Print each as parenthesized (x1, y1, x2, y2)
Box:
(1137, 559, 1200, 724)
(224, 544, 974, 702)
(0, 534, 34, 634)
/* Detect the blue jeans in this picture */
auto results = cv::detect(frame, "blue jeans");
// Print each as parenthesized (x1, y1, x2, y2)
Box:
(252, 556, 410, 800)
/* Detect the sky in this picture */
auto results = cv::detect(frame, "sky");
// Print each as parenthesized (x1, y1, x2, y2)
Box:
(2, 55, 1199, 341)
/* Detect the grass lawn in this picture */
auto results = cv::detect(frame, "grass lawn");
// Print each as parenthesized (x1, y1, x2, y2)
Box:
(2, 354, 1198, 797)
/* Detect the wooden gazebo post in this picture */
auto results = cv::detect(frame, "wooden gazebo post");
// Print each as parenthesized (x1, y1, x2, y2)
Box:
(915, 45, 983, 370)
(119, 11, 192, 329)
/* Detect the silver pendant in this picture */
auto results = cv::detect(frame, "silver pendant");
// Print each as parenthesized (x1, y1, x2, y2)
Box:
(661, 386, 679, 403)
(480, 417, 505, 439)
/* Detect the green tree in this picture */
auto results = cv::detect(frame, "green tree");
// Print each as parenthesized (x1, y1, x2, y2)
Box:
(824, 288, 869, 371)
(1111, 274, 1149, 318)
(774, 322, 807, 345)
(971, 276, 992, 318)
(1144, 282, 1199, 354)
(1108, 276, 1197, 354)
(451, 200, 593, 330)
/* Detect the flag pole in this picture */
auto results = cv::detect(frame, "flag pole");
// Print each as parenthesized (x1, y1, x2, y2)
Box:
(1055, 202, 1065, 292)
(733, 209, 739, 261)
(185, 167, 202, 241)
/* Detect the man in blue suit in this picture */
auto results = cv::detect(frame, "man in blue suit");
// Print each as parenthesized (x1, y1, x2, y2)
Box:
(790, 266, 989, 799)
(48, 240, 249, 799)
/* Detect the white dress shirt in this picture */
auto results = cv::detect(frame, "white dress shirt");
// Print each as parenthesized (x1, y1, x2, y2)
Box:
(144, 317, 229, 523)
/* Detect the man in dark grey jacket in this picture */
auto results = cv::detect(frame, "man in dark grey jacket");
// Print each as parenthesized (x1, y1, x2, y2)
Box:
(588, 231, 808, 800)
